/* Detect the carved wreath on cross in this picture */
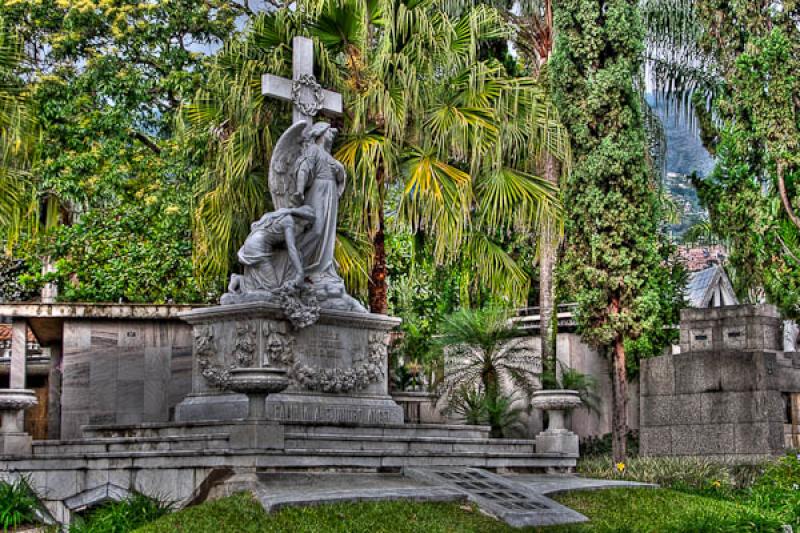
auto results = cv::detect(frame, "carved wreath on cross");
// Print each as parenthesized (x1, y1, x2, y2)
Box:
(291, 74, 324, 117)
(287, 331, 388, 393)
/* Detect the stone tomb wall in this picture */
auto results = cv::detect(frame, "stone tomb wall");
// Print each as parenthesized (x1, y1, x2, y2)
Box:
(60, 319, 193, 439)
(641, 305, 795, 460)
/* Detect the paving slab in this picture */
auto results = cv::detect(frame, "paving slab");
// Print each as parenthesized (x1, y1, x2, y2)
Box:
(250, 470, 658, 528)
(406, 468, 588, 528)
(253, 472, 463, 512)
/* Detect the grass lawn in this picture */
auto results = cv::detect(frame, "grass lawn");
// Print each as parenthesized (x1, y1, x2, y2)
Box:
(133, 488, 783, 533)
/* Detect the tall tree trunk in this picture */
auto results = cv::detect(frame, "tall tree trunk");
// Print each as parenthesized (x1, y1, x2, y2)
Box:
(610, 298, 628, 463)
(539, 153, 559, 388)
(368, 167, 388, 314)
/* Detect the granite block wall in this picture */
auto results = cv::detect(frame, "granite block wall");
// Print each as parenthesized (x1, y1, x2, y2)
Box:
(641, 304, 792, 460)
(60, 320, 193, 439)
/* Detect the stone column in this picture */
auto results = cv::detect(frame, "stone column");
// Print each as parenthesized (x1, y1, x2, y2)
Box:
(10, 319, 26, 430)
(0, 319, 37, 454)
(47, 344, 63, 440)
(10, 319, 27, 389)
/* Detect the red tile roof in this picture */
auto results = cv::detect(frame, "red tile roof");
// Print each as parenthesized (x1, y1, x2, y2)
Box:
(0, 324, 39, 343)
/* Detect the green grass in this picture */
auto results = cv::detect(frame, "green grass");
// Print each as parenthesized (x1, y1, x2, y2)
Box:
(132, 488, 785, 533)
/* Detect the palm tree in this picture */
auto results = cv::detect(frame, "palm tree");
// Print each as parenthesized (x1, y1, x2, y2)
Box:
(0, 17, 35, 254)
(187, 0, 568, 309)
(437, 306, 537, 436)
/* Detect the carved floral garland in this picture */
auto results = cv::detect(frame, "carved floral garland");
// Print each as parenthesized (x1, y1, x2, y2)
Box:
(194, 325, 231, 389)
(288, 331, 388, 393)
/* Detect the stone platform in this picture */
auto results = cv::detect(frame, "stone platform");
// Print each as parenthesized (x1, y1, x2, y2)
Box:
(0, 420, 577, 525)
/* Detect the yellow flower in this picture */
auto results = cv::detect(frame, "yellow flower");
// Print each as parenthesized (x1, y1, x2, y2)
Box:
(165, 205, 180, 215)
(144, 195, 158, 206)
(712, 480, 721, 488)
(615, 462, 625, 473)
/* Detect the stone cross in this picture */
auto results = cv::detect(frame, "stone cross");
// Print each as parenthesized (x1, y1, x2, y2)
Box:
(262, 36, 343, 125)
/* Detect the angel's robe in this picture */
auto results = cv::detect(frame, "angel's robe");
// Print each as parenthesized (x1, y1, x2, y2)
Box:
(296, 143, 345, 285)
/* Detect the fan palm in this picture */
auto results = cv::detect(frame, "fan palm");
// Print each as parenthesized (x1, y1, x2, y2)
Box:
(437, 307, 537, 398)
(0, 18, 35, 254)
(187, 0, 568, 308)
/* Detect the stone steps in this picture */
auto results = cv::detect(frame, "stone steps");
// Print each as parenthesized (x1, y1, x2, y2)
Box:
(282, 422, 492, 440)
(82, 421, 492, 441)
(32, 434, 231, 456)
(283, 433, 536, 454)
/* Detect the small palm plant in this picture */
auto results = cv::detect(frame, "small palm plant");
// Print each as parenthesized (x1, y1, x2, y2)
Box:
(437, 307, 537, 437)
(0, 477, 42, 531)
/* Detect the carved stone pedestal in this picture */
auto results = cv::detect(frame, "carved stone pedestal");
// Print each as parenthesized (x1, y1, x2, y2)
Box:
(0, 389, 38, 456)
(175, 303, 404, 426)
(532, 390, 581, 458)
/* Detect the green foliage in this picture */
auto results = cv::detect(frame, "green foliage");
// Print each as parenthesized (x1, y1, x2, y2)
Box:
(0, 477, 42, 531)
(576, 453, 800, 529)
(437, 306, 537, 396)
(578, 455, 768, 499)
(448, 386, 524, 438)
(20, 185, 202, 303)
(0, 0, 243, 302)
(747, 455, 800, 529)
(448, 386, 489, 426)
(0, 256, 36, 302)
(682, 2, 800, 319)
(558, 364, 600, 414)
(579, 431, 640, 459)
(133, 488, 793, 533)
(550, 0, 674, 350)
(0, 15, 35, 253)
(187, 1, 567, 304)
(71, 493, 171, 533)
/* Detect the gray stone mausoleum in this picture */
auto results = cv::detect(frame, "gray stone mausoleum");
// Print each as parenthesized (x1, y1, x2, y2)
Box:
(640, 304, 800, 460)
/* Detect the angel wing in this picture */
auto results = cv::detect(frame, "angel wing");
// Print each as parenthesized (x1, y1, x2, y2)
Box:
(269, 121, 307, 209)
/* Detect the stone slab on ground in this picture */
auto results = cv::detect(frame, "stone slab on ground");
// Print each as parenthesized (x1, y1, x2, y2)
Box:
(245, 470, 659, 529)
(253, 472, 462, 512)
(406, 468, 588, 528)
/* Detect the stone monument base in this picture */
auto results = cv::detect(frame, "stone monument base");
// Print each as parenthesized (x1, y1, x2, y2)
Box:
(535, 429, 579, 458)
(265, 392, 403, 425)
(0, 433, 32, 456)
(174, 302, 403, 426)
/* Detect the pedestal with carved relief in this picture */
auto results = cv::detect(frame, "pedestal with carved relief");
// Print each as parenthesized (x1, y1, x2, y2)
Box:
(175, 303, 404, 425)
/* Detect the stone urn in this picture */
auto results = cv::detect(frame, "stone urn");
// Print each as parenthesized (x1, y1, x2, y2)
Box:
(531, 389, 582, 458)
(227, 368, 289, 419)
(0, 389, 38, 455)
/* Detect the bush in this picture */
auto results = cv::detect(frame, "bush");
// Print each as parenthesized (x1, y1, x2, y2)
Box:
(448, 387, 524, 438)
(577, 455, 768, 499)
(71, 493, 171, 533)
(0, 477, 43, 531)
(580, 431, 640, 459)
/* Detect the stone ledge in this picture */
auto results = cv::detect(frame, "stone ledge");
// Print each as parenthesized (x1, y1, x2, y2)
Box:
(0, 302, 202, 319)
(179, 301, 401, 329)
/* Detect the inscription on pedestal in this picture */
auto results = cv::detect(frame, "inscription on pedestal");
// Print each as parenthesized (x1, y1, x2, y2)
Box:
(267, 402, 397, 425)
(301, 327, 348, 367)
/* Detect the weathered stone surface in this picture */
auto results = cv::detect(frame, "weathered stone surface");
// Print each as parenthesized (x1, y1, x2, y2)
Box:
(60, 319, 193, 439)
(640, 426, 672, 456)
(535, 431, 579, 458)
(640, 356, 674, 397)
(641, 305, 796, 460)
(176, 303, 403, 425)
(265, 393, 403, 425)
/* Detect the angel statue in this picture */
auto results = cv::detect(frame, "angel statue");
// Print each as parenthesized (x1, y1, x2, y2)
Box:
(221, 120, 366, 324)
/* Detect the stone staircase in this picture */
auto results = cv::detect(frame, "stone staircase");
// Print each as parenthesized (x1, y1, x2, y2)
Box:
(21, 421, 574, 471)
